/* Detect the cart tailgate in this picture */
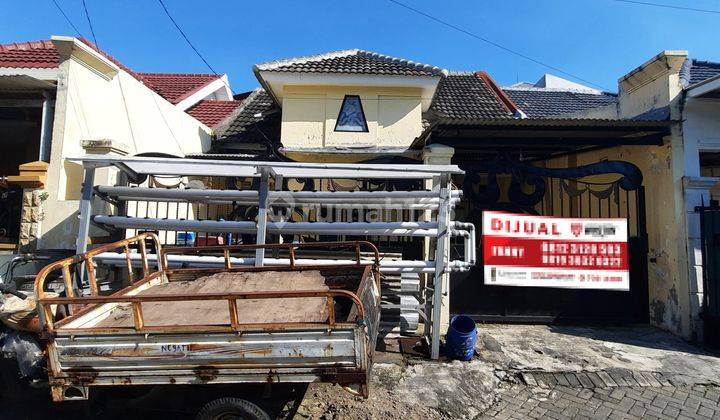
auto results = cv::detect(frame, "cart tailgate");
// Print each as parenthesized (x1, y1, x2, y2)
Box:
(52, 327, 365, 374)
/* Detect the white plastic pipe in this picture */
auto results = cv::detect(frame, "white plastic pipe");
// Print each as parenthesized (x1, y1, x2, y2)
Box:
(93, 216, 442, 237)
(94, 252, 440, 274)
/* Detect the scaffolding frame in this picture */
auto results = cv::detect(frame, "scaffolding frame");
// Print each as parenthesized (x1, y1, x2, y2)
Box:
(68, 155, 471, 359)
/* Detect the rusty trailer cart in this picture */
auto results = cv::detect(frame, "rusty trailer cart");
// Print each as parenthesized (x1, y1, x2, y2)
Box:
(33, 233, 381, 413)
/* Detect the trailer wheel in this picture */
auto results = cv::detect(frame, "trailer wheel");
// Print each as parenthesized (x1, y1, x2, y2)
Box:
(196, 397, 270, 420)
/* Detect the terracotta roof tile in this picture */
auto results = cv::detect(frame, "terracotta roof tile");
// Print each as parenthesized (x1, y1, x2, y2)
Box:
(0, 38, 222, 106)
(137, 72, 220, 104)
(186, 100, 243, 128)
(0, 40, 59, 68)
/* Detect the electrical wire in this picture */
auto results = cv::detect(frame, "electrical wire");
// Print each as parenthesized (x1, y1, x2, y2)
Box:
(613, 0, 720, 14)
(385, 0, 609, 91)
(81, 0, 99, 47)
(50, 0, 83, 37)
(156, 0, 235, 95)
(156, 0, 218, 75)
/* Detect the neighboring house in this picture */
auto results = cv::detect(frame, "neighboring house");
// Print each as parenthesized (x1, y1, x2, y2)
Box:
(0, 36, 242, 251)
(521, 52, 720, 342)
(503, 74, 618, 119)
(609, 52, 720, 342)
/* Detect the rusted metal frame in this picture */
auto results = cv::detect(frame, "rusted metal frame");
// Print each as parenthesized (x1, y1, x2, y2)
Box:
(164, 264, 368, 279)
(52, 272, 163, 329)
(327, 296, 336, 328)
(162, 240, 381, 267)
(41, 289, 365, 333)
(36, 232, 162, 299)
(223, 249, 231, 269)
(35, 233, 162, 329)
(86, 257, 99, 296)
(124, 245, 135, 283)
(138, 239, 149, 277)
(51, 322, 359, 336)
(61, 265, 76, 315)
(132, 302, 144, 330)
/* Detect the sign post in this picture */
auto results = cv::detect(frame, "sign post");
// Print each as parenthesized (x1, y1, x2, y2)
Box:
(482, 211, 629, 291)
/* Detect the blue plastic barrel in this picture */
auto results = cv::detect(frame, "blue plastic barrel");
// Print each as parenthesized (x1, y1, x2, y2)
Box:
(445, 315, 477, 361)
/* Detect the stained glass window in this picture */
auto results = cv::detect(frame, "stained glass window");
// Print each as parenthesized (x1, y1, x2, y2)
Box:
(335, 95, 368, 132)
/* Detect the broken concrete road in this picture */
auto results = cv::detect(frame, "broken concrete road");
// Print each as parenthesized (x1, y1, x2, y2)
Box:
(295, 325, 720, 419)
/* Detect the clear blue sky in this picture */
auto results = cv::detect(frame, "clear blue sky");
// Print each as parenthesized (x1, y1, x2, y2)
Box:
(2, 0, 719, 93)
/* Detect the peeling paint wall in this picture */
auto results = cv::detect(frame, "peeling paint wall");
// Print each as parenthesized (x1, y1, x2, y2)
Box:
(545, 141, 687, 336)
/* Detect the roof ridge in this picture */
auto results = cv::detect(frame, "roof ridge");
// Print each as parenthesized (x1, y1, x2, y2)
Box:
(691, 59, 720, 67)
(446, 71, 482, 76)
(355, 49, 447, 75)
(255, 48, 446, 75)
(0, 40, 54, 52)
(254, 49, 361, 71)
(137, 72, 220, 78)
(503, 85, 613, 95)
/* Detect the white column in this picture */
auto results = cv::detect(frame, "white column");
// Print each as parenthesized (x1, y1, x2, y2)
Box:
(423, 144, 455, 337)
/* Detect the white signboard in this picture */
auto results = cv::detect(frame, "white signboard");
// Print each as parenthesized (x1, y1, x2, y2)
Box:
(482, 211, 629, 291)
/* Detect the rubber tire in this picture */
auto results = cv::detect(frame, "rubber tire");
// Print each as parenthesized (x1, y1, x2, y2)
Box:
(196, 397, 270, 420)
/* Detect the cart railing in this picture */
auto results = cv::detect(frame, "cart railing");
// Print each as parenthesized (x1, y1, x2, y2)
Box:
(161, 240, 380, 269)
(38, 288, 365, 333)
(34, 232, 162, 301)
(35, 234, 377, 334)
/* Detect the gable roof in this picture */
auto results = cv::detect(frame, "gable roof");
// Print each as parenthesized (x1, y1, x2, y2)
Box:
(429, 72, 515, 120)
(0, 40, 59, 69)
(503, 88, 617, 119)
(0, 37, 230, 127)
(137, 72, 220, 104)
(216, 88, 278, 141)
(186, 100, 244, 128)
(255, 49, 446, 77)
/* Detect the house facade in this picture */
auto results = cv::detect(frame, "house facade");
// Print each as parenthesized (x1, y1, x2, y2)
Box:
(0, 36, 243, 252)
(209, 49, 672, 334)
(607, 52, 720, 341)
(4, 39, 718, 343)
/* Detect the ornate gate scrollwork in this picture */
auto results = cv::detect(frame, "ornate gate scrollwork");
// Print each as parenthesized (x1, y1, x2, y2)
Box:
(461, 154, 643, 212)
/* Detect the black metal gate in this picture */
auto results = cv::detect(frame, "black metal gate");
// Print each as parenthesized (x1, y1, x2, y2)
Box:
(698, 205, 720, 347)
(450, 155, 650, 323)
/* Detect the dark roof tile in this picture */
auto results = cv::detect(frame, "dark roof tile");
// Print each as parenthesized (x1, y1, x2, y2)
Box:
(255, 49, 445, 77)
(688, 59, 720, 86)
(429, 73, 514, 120)
(217, 89, 279, 141)
(504, 88, 617, 118)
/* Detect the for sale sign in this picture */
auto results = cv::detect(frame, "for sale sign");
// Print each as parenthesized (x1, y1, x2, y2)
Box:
(482, 211, 629, 291)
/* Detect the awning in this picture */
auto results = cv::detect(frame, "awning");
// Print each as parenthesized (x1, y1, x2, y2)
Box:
(0, 75, 56, 91)
(419, 117, 672, 159)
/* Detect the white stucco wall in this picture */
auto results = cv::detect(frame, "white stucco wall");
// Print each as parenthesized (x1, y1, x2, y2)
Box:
(39, 38, 212, 250)
(280, 85, 423, 149)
